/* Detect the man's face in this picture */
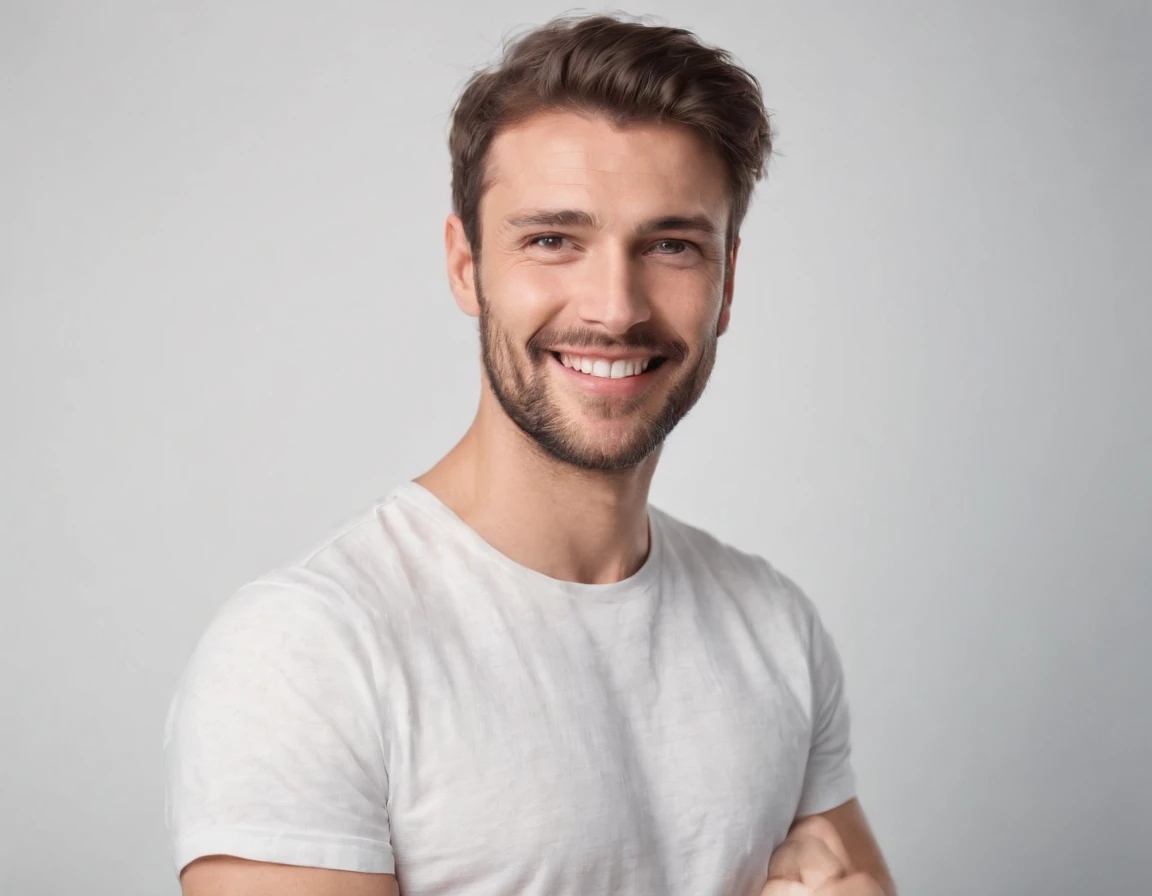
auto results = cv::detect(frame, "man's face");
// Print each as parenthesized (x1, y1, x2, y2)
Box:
(458, 110, 738, 472)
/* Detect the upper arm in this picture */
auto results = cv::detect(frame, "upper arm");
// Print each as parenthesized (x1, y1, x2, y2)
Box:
(786, 587, 893, 888)
(164, 583, 395, 880)
(181, 856, 398, 896)
(795, 798, 896, 895)
(793, 586, 858, 816)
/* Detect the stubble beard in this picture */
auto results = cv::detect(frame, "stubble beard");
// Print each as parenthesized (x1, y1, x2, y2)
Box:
(476, 278, 718, 472)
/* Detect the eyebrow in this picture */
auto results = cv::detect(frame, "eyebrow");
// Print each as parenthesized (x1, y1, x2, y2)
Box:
(503, 208, 722, 238)
(504, 209, 599, 230)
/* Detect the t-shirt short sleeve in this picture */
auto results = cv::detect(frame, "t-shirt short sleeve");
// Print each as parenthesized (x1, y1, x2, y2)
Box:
(793, 593, 858, 817)
(163, 579, 395, 878)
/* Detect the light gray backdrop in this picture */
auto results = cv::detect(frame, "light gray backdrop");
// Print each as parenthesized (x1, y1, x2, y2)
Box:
(2, 1, 1149, 894)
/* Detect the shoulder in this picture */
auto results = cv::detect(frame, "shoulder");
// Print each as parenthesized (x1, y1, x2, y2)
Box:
(171, 573, 380, 732)
(180, 493, 416, 683)
(225, 487, 434, 625)
(651, 504, 821, 633)
(165, 506, 402, 765)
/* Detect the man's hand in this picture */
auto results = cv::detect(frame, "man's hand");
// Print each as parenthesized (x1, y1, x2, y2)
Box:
(761, 816, 888, 895)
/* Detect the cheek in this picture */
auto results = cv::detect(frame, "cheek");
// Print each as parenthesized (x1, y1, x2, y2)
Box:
(649, 271, 723, 332)
(494, 260, 571, 318)
(495, 251, 562, 297)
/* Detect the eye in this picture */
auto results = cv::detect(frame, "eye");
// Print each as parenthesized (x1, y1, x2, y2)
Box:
(527, 235, 569, 251)
(651, 239, 692, 255)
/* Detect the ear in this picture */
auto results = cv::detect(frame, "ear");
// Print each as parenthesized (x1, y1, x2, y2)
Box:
(717, 235, 740, 337)
(445, 214, 480, 317)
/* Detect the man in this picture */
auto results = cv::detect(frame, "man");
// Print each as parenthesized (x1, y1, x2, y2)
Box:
(164, 13, 897, 896)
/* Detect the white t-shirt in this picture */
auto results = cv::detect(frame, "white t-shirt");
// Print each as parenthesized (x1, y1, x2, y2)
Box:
(164, 482, 857, 895)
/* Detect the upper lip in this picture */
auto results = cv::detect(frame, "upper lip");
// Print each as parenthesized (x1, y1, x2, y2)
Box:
(549, 348, 663, 361)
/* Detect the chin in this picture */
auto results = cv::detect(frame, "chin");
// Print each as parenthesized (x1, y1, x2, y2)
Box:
(537, 424, 663, 472)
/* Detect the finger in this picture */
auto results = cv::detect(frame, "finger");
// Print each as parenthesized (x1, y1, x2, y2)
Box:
(765, 839, 804, 882)
(787, 816, 853, 871)
(813, 871, 887, 895)
(760, 881, 811, 896)
(766, 837, 845, 890)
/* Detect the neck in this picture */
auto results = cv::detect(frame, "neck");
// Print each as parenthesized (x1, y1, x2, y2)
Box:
(415, 392, 658, 586)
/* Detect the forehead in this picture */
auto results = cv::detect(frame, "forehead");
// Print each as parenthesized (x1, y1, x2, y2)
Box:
(482, 111, 730, 225)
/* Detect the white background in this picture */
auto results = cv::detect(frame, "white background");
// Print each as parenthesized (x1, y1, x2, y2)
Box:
(2, 2, 1149, 893)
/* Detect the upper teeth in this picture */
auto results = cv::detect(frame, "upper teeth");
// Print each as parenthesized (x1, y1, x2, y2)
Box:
(559, 354, 652, 378)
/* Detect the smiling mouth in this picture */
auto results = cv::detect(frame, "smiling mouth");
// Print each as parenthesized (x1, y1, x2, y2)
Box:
(550, 351, 667, 379)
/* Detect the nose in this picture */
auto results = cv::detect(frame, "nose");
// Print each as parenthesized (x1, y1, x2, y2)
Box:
(573, 245, 652, 336)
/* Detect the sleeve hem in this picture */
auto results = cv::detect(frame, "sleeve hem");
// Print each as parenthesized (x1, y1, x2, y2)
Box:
(173, 825, 395, 878)
(793, 768, 858, 818)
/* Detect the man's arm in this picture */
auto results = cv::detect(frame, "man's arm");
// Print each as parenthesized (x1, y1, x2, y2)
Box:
(793, 798, 897, 895)
(165, 587, 397, 892)
(181, 856, 399, 896)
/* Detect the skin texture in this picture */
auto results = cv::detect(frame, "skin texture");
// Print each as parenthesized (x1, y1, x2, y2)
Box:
(180, 110, 894, 895)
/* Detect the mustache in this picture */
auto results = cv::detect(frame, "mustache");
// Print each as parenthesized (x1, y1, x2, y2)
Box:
(526, 329, 689, 363)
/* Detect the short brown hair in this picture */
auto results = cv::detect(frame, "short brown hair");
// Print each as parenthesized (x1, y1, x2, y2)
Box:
(448, 14, 773, 251)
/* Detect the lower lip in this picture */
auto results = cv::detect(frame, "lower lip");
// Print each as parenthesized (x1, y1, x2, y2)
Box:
(550, 354, 664, 396)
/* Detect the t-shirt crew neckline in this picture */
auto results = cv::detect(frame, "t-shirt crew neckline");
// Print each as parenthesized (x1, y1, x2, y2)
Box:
(388, 481, 663, 601)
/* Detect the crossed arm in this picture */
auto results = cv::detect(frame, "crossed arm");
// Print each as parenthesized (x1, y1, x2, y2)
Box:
(180, 856, 399, 896)
(180, 797, 893, 896)
(772, 797, 897, 895)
